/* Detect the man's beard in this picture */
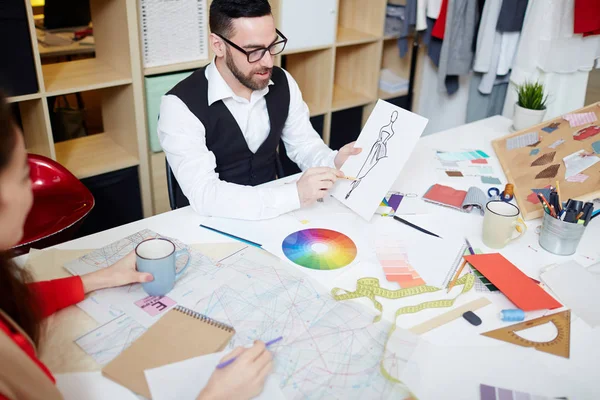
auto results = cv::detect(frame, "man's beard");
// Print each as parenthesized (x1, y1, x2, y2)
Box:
(226, 48, 272, 91)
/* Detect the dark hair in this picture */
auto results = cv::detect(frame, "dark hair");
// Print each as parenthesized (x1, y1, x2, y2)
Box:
(209, 0, 272, 38)
(0, 91, 41, 345)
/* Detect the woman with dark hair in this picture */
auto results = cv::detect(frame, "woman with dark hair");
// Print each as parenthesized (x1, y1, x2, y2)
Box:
(0, 92, 272, 399)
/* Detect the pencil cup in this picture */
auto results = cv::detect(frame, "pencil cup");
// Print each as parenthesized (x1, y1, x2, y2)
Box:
(135, 238, 190, 296)
(538, 212, 586, 256)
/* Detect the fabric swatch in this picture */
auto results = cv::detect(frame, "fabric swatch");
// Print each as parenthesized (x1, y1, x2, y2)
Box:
(535, 164, 560, 179)
(471, 158, 488, 164)
(548, 139, 565, 149)
(574, 125, 600, 141)
(541, 122, 560, 133)
(591, 140, 600, 154)
(527, 141, 541, 147)
(506, 131, 540, 150)
(437, 150, 490, 161)
(563, 111, 598, 128)
(563, 150, 600, 179)
(529, 148, 540, 156)
(440, 160, 459, 168)
(527, 187, 552, 204)
(566, 173, 589, 183)
(481, 176, 501, 185)
(446, 170, 464, 177)
(471, 166, 494, 175)
(531, 151, 556, 167)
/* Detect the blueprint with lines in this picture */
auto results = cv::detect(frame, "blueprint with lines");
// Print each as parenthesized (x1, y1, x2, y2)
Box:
(70, 232, 418, 399)
(75, 315, 146, 366)
(183, 248, 416, 399)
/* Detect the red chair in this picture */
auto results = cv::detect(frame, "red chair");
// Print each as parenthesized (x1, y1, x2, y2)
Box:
(11, 154, 94, 256)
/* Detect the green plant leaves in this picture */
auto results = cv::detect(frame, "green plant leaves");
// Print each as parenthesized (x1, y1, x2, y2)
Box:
(516, 81, 548, 110)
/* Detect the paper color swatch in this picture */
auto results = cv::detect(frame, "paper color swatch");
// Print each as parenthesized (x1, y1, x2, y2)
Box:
(464, 253, 562, 311)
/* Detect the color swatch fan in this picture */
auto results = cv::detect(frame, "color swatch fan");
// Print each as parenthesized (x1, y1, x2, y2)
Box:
(281, 229, 357, 270)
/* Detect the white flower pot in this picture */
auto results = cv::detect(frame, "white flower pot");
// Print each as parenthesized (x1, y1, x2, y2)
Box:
(512, 103, 546, 131)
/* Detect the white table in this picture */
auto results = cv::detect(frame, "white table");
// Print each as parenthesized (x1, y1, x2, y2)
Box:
(16, 116, 600, 399)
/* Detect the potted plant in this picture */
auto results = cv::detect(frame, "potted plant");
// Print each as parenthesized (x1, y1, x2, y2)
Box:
(513, 81, 548, 131)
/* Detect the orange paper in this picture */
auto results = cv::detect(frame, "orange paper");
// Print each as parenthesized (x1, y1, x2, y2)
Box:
(464, 253, 561, 311)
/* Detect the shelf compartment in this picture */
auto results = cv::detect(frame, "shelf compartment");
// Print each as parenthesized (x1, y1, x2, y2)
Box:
(336, 27, 379, 47)
(55, 133, 139, 179)
(53, 84, 140, 179)
(336, 0, 387, 45)
(378, 36, 413, 101)
(332, 42, 381, 111)
(284, 48, 334, 116)
(42, 58, 132, 96)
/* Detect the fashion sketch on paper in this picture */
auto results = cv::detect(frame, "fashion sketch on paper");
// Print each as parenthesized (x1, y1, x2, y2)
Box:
(345, 110, 398, 199)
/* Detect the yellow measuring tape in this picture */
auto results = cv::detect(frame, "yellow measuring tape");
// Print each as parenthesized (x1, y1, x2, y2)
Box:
(331, 273, 475, 389)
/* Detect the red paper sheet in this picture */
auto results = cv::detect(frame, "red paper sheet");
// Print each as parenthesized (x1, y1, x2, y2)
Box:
(471, 159, 488, 164)
(465, 254, 561, 311)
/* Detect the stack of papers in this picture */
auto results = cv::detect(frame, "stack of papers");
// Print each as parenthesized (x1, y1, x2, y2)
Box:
(379, 69, 409, 94)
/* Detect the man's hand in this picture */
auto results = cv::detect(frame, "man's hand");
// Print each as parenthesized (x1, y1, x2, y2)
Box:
(296, 167, 343, 207)
(334, 141, 362, 169)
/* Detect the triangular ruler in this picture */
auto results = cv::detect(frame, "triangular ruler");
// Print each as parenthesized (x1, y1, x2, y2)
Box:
(481, 310, 570, 358)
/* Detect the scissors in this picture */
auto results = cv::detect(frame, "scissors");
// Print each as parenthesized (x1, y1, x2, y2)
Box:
(487, 187, 514, 202)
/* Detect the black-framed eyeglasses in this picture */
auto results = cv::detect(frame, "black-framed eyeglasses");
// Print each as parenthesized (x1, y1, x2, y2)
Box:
(216, 29, 288, 63)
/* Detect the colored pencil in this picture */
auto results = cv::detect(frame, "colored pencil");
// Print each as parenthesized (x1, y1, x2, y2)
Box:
(199, 224, 262, 248)
(555, 180, 563, 212)
(447, 259, 468, 293)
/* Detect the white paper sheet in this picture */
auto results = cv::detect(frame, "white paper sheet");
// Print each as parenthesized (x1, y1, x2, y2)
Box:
(331, 100, 428, 220)
(563, 150, 600, 179)
(55, 372, 138, 400)
(540, 261, 600, 328)
(144, 351, 284, 400)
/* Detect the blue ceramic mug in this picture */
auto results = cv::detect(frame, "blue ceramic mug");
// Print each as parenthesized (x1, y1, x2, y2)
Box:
(135, 238, 190, 296)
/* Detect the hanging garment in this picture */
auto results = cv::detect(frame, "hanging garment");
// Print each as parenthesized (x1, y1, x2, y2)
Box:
(426, 0, 443, 19)
(431, 0, 448, 39)
(416, 0, 427, 31)
(424, 17, 443, 67)
(398, 0, 418, 57)
(496, 0, 528, 33)
(437, 0, 479, 94)
(574, 0, 600, 37)
(466, 73, 510, 123)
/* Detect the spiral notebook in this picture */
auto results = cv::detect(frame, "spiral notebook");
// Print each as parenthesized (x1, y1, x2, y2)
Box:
(102, 305, 235, 398)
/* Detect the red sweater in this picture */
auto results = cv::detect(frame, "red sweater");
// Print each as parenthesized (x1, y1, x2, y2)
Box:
(0, 276, 84, 399)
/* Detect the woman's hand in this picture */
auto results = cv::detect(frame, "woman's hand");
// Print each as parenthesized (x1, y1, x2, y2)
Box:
(197, 341, 273, 400)
(80, 251, 153, 294)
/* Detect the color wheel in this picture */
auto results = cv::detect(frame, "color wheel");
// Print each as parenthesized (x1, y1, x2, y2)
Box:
(281, 229, 357, 270)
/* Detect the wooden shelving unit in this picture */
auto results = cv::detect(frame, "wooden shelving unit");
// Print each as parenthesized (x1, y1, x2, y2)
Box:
(10, 0, 152, 217)
(12, 0, 419, 216)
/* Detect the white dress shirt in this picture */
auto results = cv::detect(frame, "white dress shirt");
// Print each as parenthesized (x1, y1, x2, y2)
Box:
(157, 61, 337, 220)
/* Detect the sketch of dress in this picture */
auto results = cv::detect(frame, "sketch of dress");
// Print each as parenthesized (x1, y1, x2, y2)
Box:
(345, 111, 398, 200)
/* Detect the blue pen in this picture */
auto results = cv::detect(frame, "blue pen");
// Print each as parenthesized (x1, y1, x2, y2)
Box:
(200, 224, 262, 248)
(216, 336, 283, 369)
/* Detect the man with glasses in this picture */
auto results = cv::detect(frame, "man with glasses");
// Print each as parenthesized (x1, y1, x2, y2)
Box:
(158, 0, 361, 220)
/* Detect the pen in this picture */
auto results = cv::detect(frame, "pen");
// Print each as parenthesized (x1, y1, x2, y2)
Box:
(465, 238, 475, 256)
(555, 180, 562, 212)
(341, 175, 358, 181)
(200, 224, 262, 248)
(393, 215, 442, 238)
(216, 336, 283, 369)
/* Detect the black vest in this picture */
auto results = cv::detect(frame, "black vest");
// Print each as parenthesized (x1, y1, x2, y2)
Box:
(167, 66, 290, 186)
